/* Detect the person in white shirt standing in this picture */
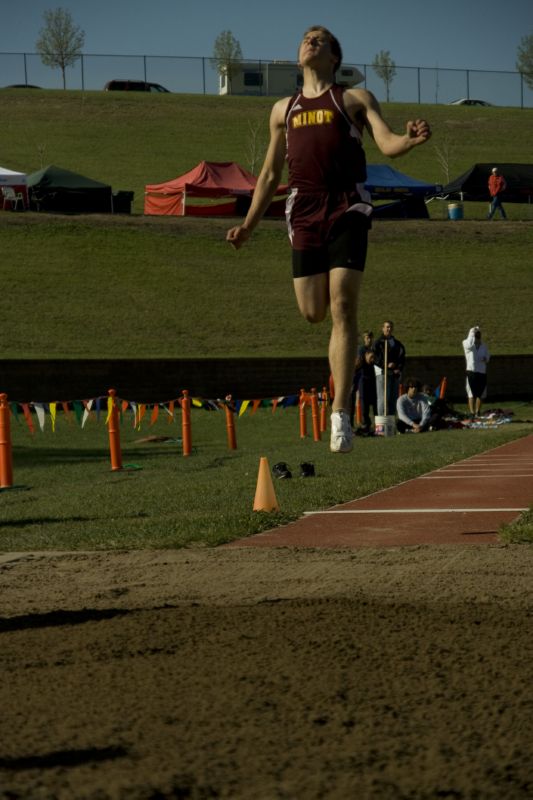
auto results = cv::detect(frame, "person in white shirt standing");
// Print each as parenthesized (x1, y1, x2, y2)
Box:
(462, 326, 490, 417)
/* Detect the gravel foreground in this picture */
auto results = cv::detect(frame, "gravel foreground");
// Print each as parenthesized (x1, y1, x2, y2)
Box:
(1, 545, 532, 800)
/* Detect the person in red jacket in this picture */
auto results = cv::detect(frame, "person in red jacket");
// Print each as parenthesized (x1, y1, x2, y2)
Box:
(487, 167, 507, 220)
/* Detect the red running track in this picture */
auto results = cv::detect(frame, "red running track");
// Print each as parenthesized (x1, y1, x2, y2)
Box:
(228, 435, 533, 549)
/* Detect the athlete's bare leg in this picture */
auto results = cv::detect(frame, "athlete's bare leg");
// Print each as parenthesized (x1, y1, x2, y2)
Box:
(328, 268, 362, 412)
(292, 273, 329, 325)
(293, 268, 362, 412)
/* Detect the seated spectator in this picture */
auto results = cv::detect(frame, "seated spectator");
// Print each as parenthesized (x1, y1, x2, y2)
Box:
(396, 378, 432, 433)
(422, 384, 454, 430)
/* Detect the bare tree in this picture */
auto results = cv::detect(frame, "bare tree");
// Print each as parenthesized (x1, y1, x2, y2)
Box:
(434, 139, 454, 185)
(36, 7, 85, 89)
(211, 30, 243, 93)
(516, 32, 533, 90)
(372, 50, 396, 102)
(246, 119, 267, 175)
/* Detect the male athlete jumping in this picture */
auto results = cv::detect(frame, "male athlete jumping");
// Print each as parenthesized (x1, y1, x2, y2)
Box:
(227, 26, 431, 452)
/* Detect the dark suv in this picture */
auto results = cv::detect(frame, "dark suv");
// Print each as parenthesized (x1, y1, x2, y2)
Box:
(104, 80, 170, 93)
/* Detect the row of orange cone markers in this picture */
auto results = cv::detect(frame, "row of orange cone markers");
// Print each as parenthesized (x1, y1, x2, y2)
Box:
(1, 391, 276, 511)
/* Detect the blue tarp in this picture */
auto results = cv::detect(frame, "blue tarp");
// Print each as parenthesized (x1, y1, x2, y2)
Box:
(365, 165, 440, 199)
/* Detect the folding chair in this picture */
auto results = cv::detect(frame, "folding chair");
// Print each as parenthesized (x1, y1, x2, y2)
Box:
(1, 186, 25, 211)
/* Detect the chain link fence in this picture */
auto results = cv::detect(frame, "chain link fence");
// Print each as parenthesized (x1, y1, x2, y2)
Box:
(2, 52, 533, 108)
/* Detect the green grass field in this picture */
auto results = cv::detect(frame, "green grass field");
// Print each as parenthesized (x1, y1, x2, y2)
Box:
(1, 403, 532, 551)
(1, 90, 532, 358)
(1, 214, 532, 358)
(1, 89, 532, 547)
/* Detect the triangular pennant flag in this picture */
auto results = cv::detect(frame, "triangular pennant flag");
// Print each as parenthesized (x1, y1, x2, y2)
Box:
(105, 395, 114, 425)
(49, 402, 57, 432)
(150, 404, 160, 426)
(81, 398, 94, 429)
(282, 395, 299, 407)
(239, 400, 250, 417)
(137, 404, 147, 430)
(61, 401, 73, 424)
(72, 401, 83, 427)
(21, 403, 35, 434)
(272, 398, 279, 413)
(251, 399, 261, 414)
(34, 403, 46, 432)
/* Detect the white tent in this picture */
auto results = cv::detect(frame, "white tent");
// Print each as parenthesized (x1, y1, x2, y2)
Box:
(0, 166, 28, 209)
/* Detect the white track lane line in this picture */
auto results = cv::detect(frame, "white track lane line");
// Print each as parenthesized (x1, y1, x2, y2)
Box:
(303, 508, 527, 515)
(421, 474, 533, 479)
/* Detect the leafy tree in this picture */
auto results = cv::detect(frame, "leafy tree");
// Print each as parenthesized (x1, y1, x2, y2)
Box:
(211, 30, 243, 93)
(36, 7, 85, 89)
(516, 33, 533, 90)
(372, 50, 396, 102)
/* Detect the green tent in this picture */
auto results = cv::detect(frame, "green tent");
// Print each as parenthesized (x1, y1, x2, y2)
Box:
(27, 164, 113, 213)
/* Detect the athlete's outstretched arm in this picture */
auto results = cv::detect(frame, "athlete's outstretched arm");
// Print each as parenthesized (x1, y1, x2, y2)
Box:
(347, 88, 431, 157)
(227, 99, 288, 249)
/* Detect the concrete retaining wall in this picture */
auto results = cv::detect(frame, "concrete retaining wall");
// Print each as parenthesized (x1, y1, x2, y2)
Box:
(1, 356, 532, 404)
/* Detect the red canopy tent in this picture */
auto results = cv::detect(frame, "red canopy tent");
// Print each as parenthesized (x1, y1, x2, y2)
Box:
(144, 161, 286, 217)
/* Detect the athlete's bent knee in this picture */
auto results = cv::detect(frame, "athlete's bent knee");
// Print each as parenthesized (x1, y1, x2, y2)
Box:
(300, 305, 327, 324)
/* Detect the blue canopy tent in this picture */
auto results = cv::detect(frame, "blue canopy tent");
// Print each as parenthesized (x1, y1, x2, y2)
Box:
(365, 165, 440, 219)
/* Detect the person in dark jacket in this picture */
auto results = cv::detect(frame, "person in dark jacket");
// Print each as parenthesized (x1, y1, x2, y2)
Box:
(351, 330, 377, 436)
(373, 320, 406, 416)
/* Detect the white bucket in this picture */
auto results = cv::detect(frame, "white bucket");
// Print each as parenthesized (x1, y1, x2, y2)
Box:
(374, 415, 396, 437)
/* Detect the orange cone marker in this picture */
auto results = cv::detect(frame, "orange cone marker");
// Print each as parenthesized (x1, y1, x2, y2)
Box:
(107, 389, 123, 472)
(310, 387, 321, 441)
(225, 395, 237, 450)
(299, 388, 308, 438)
(320, 386, 328, 432)
(253, 456, 280, 512)
(181, 390, 192, 457)
(0, 393, 13, 488)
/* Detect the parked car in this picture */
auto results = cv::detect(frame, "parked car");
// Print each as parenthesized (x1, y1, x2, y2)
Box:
(448, 98, 493, 106)
(3, 84, 42, 89)
(104, 80, 170, 93)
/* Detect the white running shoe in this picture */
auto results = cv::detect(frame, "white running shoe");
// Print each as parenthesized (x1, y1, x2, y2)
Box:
(330, 410, 354, 453)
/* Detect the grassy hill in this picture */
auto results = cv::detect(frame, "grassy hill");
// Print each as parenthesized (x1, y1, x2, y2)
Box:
(0, 89, 532, 359)
(2, 88, 532, 213)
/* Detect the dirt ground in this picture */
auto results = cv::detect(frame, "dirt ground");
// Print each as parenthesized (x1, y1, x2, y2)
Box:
(1, 544, 532, 800)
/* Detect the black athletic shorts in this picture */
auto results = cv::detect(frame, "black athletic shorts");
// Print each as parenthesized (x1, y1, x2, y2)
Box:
(466, 371, 487, 398)
(291, 208, 370, 278)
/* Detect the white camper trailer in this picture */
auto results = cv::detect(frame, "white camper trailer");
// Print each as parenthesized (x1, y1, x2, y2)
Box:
(219, 61, 364, 96)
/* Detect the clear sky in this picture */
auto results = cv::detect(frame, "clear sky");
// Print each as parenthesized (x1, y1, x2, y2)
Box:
(1, 0, 531, 72)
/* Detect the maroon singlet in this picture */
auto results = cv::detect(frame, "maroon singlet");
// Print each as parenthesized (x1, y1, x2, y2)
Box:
(284, 84, 372, 253)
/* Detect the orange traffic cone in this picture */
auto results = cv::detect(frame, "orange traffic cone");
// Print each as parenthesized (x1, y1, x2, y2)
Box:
(253, 456, 280, 512)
